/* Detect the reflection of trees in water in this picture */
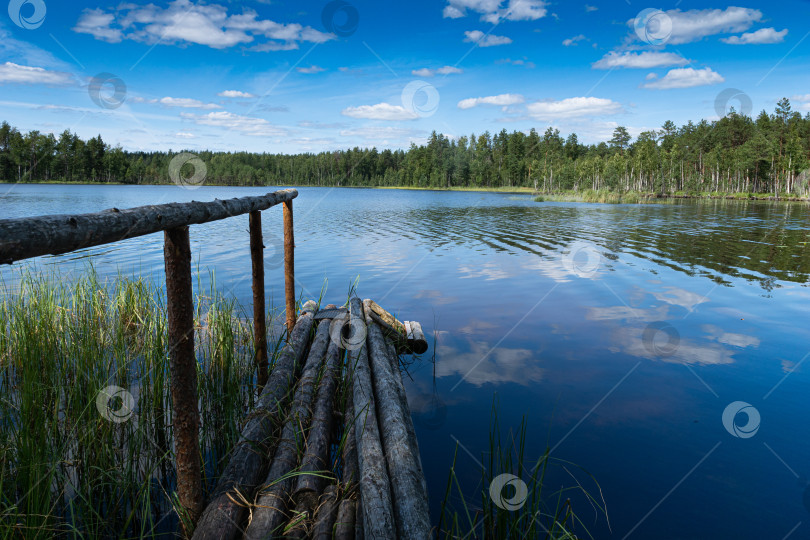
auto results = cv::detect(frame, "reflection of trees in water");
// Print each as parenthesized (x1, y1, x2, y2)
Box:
(399, 200, 810, 290)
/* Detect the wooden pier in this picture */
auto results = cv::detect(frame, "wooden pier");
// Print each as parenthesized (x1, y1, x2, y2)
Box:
(194, 297, 430, 539)
(0, 189, 432, 538)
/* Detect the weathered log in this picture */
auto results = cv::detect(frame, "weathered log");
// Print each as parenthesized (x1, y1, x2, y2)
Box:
(191, 300, 317, 540)
(0, 189, 298, 265)
(334, 498, 356, 540)
(341, 363, 359, 487)
(283, 199, 296, 333)
(406, 321, 428, 355)
(364, 300, 428, 355)
(311, 485, 339, 539)
(294, 338, 340, 498)
(364, 317, 432, 539)
(349, 298, 396, 539)
(164, 226, 204, 527)
(244, 314, 332, 539)
(384, 338, 427, 494)
(249, 210, 268, 391)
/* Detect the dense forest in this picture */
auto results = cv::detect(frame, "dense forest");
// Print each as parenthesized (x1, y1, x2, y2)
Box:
(2, 98, 809, 194)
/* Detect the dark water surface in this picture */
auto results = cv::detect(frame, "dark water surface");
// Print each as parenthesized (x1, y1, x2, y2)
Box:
(3, 184, 810, 539)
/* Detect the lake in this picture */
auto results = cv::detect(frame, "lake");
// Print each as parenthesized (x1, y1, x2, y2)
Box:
(2, 183, 810, 539)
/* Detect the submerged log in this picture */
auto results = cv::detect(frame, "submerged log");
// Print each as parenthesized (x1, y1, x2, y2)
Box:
(350, 298, 396, 539)
(364, 316, 432, 539)
(406, 321, 428, 355)
(192, 300, 317, 540)
(0, 189, 298, 265)
(245, 312, 332, 539)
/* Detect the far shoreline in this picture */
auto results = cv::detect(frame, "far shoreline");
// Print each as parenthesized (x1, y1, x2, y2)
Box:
(3, 181, 809, 204)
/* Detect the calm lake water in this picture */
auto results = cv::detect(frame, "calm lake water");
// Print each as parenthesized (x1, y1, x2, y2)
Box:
(3, 184, 810, 539)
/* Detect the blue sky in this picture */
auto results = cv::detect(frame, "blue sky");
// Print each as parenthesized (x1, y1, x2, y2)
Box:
(1, 0, 808, 153)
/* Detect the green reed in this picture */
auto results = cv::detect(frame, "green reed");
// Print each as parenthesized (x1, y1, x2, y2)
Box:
(439, 402, 608, 539)
(0, 269, 283, 538)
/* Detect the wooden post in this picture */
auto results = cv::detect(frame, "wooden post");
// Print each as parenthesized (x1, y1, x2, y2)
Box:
(249, 210, 268, 390)
(283, 199, 296, 334)
(164, 226, 204, 528)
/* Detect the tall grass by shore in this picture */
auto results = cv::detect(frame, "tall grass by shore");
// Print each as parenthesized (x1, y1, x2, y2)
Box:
(0, 270, 283, 538)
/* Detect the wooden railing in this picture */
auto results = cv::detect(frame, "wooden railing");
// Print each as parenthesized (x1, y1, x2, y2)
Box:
(0, 189, 298, 525)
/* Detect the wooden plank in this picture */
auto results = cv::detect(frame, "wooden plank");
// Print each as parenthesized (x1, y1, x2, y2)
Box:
(163, 226, 203, 528)
(191, 301, 318, 540)
(0, 189, 297, 264)
(364, 299, 428, 354)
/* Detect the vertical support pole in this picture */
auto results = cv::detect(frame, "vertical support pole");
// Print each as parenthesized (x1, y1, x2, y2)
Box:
(164, 226, 203, 529)
(283, 199, 296, 335)
(249, 210, 268, 391)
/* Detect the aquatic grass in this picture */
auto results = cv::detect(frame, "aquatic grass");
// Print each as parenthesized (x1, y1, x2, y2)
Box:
(0, 269, 274, 538)
(439, 402, 608, 539)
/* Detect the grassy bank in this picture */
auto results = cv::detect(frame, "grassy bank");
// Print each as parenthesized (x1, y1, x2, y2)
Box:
(0, 271, 283, 537)
(533, 189, 810, 204)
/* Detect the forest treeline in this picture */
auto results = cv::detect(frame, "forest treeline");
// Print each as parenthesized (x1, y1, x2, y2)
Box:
(2, 98, 809, 194)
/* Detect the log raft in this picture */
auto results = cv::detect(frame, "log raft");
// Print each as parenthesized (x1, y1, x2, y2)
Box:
(192, 299, 431, 540)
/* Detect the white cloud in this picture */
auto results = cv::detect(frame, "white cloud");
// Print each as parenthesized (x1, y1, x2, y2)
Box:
(0, 62, 73, 85)
(412, 66, 463, 77)
(585, 5, 598, 12)
(464, 30, 513, 47)
(497, 57, 536, 68)
(444, 0, 548, 23)
(180, 111, 286, 136)
(629, 7, 763, 45)
(176, 132, 196, 139)
(642, 67, 724, 90)
(721, 27, 788, 45)
(593, 51, 689, 69)
(458, 93, 525, 109)
(792, 94, 810, 111)
(72, 0, 334, 50)
(218, 90, 256, 98)
(341, 103, 418, 121)
(297, 65, 325, 74)
(527, 97, 623, 120)
(562, 34, 587, 46)
(160, 97, 221, 109)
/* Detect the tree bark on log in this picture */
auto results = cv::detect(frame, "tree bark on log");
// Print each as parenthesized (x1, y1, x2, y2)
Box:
(384, 338, 427, 493)
(364, 316, 431, 539)
(334, 498, 356, 540)
(191, 300, 317, 540)
(164, 226, 204, 528)
(0, 189, 298, 265)
(244, 314, 332, 539)
(349, 297, 396, 539)
(363, 300, 428, 355)
(311, 485, 339, 539)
